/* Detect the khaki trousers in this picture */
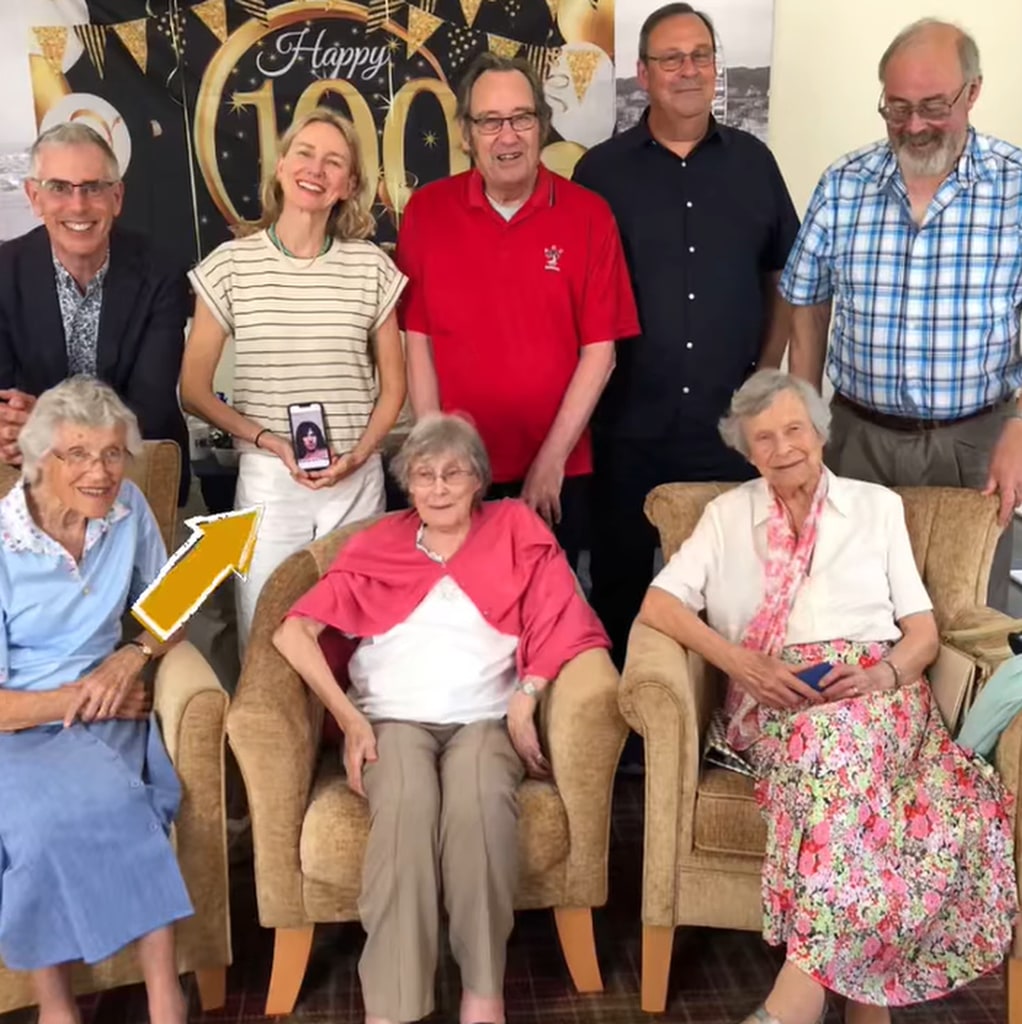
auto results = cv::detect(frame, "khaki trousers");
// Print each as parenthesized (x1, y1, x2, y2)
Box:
(826, 397, 1012, 611)
(357, 718, 525, 1022)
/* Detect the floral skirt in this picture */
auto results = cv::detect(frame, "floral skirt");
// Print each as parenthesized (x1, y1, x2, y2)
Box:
(745, 640, 1018, 1006)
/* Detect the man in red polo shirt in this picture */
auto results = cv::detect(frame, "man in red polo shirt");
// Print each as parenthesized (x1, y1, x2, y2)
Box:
(396, 52, 638, 567)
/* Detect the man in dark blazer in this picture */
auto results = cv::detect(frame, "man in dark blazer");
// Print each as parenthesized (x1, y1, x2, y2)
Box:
(0, 122, 190, 503)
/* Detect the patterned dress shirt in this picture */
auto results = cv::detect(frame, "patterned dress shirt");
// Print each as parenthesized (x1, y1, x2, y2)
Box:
(52, 251, 109, 377)
(780, 129, 1022, 419)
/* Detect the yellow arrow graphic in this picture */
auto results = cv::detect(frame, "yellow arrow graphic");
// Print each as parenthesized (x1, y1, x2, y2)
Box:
(131, 506, 263, 642)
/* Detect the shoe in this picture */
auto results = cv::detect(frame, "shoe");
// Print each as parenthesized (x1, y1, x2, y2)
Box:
(738, 1005, 827, 1024)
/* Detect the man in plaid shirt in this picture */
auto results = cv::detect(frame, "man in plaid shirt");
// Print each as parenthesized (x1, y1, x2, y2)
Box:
(781, 18, 1022, 609)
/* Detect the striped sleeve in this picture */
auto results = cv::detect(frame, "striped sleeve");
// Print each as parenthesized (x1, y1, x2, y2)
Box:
(370, 245, 408, 331)
(188, 242, 236, 332)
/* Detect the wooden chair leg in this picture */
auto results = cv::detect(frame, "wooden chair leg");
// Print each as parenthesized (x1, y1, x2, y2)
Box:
(1008, 956, 1022, 1024)
(641, 924, 675, 1014)
(194, 966, 226, 1011)
(553, 907, 603, 993)
(265, 926, 315, 1016)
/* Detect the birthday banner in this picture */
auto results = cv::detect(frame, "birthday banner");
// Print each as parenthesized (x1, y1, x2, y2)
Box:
(28, 0, 616, 269)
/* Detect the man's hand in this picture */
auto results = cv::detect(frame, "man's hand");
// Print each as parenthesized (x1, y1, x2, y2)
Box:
(0, 389, 35, 465)
(983, 417, 1022, 528)
(63, 646, 147, 726)
(521, 453, 565, 526)
(727, 647, 824, 709)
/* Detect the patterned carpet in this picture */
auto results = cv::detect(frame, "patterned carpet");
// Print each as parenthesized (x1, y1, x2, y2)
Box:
(1, 777, 1007, 1023)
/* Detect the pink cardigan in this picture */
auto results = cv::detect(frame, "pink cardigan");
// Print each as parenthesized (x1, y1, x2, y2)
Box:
(288, 499, 609, 682)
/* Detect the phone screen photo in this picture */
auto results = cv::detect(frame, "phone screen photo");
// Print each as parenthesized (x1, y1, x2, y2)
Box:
(288, 402, 332, 472)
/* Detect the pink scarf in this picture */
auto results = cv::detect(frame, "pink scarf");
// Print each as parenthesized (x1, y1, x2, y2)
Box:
(725, 472, 829, 751)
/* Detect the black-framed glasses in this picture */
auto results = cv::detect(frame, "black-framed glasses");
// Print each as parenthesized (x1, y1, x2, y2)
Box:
(467, 111, 539, 135)
(52, 446, 129, 470)
(877, 81, 970, 124)
(31, 178, 120, 198)
(645, 47, 715, 72)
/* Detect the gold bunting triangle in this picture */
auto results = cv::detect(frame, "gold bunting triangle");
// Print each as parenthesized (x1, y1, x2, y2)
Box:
(459, 0, 483, 27)
(406, 5, 443, 57)
(487, 33, 521, 59)
(112, 18, 148, 73)
(32, 26, 68, 76)
(566, 48, 600, 102)
(190, 0, 228, 42)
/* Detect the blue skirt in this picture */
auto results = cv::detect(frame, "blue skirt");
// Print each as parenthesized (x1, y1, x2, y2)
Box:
(0, 716, 194, 970)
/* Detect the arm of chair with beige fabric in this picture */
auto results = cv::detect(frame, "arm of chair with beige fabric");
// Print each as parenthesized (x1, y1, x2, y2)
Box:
(618, 619, 718, 1011)
(152, 640, 231, 1010)
(538, 647, 627, 992)
(226, 550, 324, 932)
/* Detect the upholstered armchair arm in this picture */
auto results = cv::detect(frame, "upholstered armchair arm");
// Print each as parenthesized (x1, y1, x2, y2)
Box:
(152, 641, 231, 966)
(539, 647, 626, 907)
(226, 551, 324, 929)
(618, 620, 717, 927)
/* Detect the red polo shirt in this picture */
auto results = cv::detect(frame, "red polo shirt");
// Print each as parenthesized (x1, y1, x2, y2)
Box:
(396, 166, 639, 483)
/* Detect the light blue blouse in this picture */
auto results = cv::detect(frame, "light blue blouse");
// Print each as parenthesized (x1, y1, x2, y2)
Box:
(0, 478, 166, 694)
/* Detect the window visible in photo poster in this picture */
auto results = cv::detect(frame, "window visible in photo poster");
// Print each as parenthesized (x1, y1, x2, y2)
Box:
(24, 0, 618, 270)
(615, 0, 775, 141)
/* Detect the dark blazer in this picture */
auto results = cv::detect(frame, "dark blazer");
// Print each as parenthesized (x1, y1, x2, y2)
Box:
(0, 225, 190, 505)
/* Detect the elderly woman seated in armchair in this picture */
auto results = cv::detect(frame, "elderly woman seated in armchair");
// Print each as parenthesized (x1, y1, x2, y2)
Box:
(638, 370, 1017, 1024)
(0, 378, 192, 1024)
(273, 412, 609, 1024)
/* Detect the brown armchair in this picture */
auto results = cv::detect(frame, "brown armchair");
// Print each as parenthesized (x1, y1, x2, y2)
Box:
(618, 481, 1022, 1018)
(0, 441, 231, 1015)
(227, 515, 627, 1016)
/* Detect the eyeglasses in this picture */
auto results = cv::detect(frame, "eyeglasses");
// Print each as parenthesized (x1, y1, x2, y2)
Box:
(408, 467, 476, 489)
(31, 178, 120, 198)
(467, 111, 539, 135)
(645, 48, 715, 72)
(52, 446, 129, 470)
(877, 82, 970, 124)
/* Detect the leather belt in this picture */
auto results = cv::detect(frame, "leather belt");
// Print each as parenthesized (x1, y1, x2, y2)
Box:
(833, 393, 1000, 432)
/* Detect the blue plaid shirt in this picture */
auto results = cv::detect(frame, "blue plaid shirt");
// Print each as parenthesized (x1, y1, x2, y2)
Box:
(780, 129, 1022, 419)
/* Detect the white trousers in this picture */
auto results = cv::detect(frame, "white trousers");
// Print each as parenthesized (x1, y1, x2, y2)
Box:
(234, 452, 385, 651)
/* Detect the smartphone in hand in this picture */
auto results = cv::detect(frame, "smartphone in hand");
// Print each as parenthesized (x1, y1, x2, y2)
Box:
(287, 402, 332, 472)
(795, 662, 834, 692)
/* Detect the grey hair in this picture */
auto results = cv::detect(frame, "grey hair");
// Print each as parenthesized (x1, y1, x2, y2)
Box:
(639, 2, 717, 60)
(718, 370, 830, 458)
(20, 376, 142, 483)
(878, 18, 982, 82)
(455, 52, 554, 146)
(390, 413, 492, 495)
(30, 122, 121, 180)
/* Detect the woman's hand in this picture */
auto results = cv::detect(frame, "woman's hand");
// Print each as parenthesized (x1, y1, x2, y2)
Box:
(818, 661, 896, 702)
(259, 432, 316, 488)
(305, 451, 366, 490)
(507, 689, 551, 779)
(728, 647, 824, 710)
(339, 709, 378, 798)
(63, 647, 147, 726)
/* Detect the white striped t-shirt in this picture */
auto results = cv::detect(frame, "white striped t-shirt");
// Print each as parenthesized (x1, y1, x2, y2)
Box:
(188, 230, 407, 454)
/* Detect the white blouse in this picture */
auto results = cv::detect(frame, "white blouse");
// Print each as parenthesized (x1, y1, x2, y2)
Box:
(347, 576, 518, 725)
(651, 471, 933, 646)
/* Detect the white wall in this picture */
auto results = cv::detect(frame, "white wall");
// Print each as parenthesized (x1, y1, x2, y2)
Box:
(770, 0, 1022, 213)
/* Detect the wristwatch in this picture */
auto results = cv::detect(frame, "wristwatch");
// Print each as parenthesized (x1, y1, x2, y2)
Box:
(515, 679, 540, 698)
(126, 638, 155, 663)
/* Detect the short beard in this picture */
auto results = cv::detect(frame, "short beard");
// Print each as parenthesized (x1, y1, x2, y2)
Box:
(893, 126, 964, 178)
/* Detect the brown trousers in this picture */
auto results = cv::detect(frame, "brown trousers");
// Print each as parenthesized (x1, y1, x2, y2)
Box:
(826, 398, 1012, 611)
(357, 718, 525, 1022)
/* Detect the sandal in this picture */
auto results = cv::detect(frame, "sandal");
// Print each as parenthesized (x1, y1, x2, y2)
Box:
(738, 1004, 828, 1024)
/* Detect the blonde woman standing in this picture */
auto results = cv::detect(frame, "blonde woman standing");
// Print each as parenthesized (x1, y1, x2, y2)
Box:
(182, 109, 407, 650)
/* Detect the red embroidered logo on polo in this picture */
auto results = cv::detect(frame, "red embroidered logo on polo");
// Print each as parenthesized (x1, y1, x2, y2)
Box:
(543, 245, 563, 272)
